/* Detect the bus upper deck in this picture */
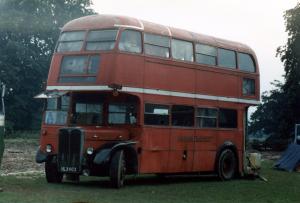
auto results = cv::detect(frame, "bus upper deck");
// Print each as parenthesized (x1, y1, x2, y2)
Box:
(46, 14, 259, 106)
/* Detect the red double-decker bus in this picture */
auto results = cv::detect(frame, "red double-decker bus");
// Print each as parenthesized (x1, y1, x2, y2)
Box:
(35, 14, 260, 188)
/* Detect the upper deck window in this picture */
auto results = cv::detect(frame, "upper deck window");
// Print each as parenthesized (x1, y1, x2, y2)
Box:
(57, 31, 85, 52)
(86, 29, 118, 51)
(144, 33, 170, 58)
(195, 44, 217, 66)
(171, 39, 193, 62)
(218, 48, 236, 69)
(119, 30, 142, 53)
(238, 53, 256, 72)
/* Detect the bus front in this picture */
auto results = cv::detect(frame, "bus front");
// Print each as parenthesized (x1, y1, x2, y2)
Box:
(35, 16, 141, 188)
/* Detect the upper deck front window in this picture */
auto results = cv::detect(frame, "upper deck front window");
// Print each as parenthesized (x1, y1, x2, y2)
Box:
(86, 29, 118, 51)
(57, 31, 85, 52)
(59, 55, 100, 83)
(118, 30, 142, 53)
(238, 53, 256, 72)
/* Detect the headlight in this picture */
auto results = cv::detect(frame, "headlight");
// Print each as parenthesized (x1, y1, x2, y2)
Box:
(46, 144, 52, 153)
(87, 147, 94, 155)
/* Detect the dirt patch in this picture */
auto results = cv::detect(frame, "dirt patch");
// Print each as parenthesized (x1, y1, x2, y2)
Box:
(1, 139, 44, 175)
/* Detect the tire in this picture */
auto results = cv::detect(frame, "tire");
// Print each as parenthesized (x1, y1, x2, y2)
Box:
(109, 150, 126, 188)
(217, 149, 237, 181)
(45, 160, 63, 183)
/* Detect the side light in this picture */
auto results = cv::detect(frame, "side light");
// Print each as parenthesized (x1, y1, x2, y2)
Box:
(42, 129, 47, 136)
(46, 144, 52, 153)
(87, 147, 94, 155)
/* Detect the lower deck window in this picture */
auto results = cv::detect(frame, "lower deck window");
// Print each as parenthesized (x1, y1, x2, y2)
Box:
(218, 108, 237, 128)
(144, 104, 169, 126)
(45, 96, 70, 125)
(196, 108, 217, 128)
(172, 105, 194, 127)
(108, 103, 137, 124)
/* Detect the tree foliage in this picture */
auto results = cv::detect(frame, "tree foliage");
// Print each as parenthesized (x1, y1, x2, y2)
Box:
(0, 0, 95, 131)
(250, 3, 300, 139)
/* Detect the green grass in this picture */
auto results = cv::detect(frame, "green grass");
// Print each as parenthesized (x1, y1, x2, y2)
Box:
(0, 161, 299, 203)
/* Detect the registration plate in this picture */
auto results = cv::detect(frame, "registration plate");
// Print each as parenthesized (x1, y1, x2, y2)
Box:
(60, 166, 79, 173)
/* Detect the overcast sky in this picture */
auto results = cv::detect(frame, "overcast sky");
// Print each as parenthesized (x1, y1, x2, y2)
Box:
(92, 0, 299, 94)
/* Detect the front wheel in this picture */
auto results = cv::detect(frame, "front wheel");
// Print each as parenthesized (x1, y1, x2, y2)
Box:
(109, 150, 126, 188)
(45, 160, 63, 183)
(217, 149, 237, 181)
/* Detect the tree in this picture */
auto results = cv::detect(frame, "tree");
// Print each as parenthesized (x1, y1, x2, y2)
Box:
(0, 0, 96, 131)
(277, 3, 300, 138)
(250, 3, 300, 140)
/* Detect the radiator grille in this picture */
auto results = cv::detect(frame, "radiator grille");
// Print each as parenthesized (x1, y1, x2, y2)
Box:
(57, 128, 84, 173)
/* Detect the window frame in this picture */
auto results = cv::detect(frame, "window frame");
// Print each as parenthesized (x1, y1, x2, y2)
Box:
(217, 48, 237, 69)
(218, 108, 238, 129)
(144, 32, 171, 59)
(85, 28, 119, 51)
(144, 103, 170, 126)
(108, 103, 137, 125)
(59, 55, 100, 83)
(242, 78, 256, 96)
(196, 107, 218, 129)
(171, 38, 194, 62)
(195, 43, 217, 66)
(56, 30, 86, 53)
(171, 105, 195, 128)
(44, 95, 70, 126)
(237, 52, 256, 73)
(118, 29, 143, 54)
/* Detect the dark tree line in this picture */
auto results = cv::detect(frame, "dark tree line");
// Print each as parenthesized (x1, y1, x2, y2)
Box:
(0, 0, 95, 132)
(250, 2, 300, 140)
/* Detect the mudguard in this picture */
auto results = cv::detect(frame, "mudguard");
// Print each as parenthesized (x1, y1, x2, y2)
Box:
(93, 141, 137, 165)
(36, 148, 48, 163)
(215, 141, 238, 170)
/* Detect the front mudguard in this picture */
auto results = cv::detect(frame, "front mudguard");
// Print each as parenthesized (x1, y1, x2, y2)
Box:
(35, 148, 48, 163)
(93, 141, 138, 174)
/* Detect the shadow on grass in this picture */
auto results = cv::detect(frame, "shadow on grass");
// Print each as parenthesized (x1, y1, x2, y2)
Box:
(62, 174, 221, 189)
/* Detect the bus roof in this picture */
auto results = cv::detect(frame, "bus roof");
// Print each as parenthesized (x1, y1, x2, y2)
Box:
(62, 14, 255, 54)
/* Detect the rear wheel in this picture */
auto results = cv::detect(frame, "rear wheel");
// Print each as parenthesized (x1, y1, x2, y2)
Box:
(45, 160, 63, 183)
(110, 150, 126, 188)
(217, 149, 237, 180)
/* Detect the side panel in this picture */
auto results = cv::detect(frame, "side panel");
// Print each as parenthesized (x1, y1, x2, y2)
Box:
(139, 127, 170, 173)
(168, 128, 195, 173)
(193, 129, 217, 172)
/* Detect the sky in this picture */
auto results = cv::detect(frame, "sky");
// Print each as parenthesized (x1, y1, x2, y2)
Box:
(92, 0, 299, 94)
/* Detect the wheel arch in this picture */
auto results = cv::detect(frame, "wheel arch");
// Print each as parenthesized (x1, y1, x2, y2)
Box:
(93, 141, 139, 174)
(215, 141, 239, 173)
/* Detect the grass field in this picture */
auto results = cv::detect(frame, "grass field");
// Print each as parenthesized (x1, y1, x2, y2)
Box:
(0, 161, 299, 203)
